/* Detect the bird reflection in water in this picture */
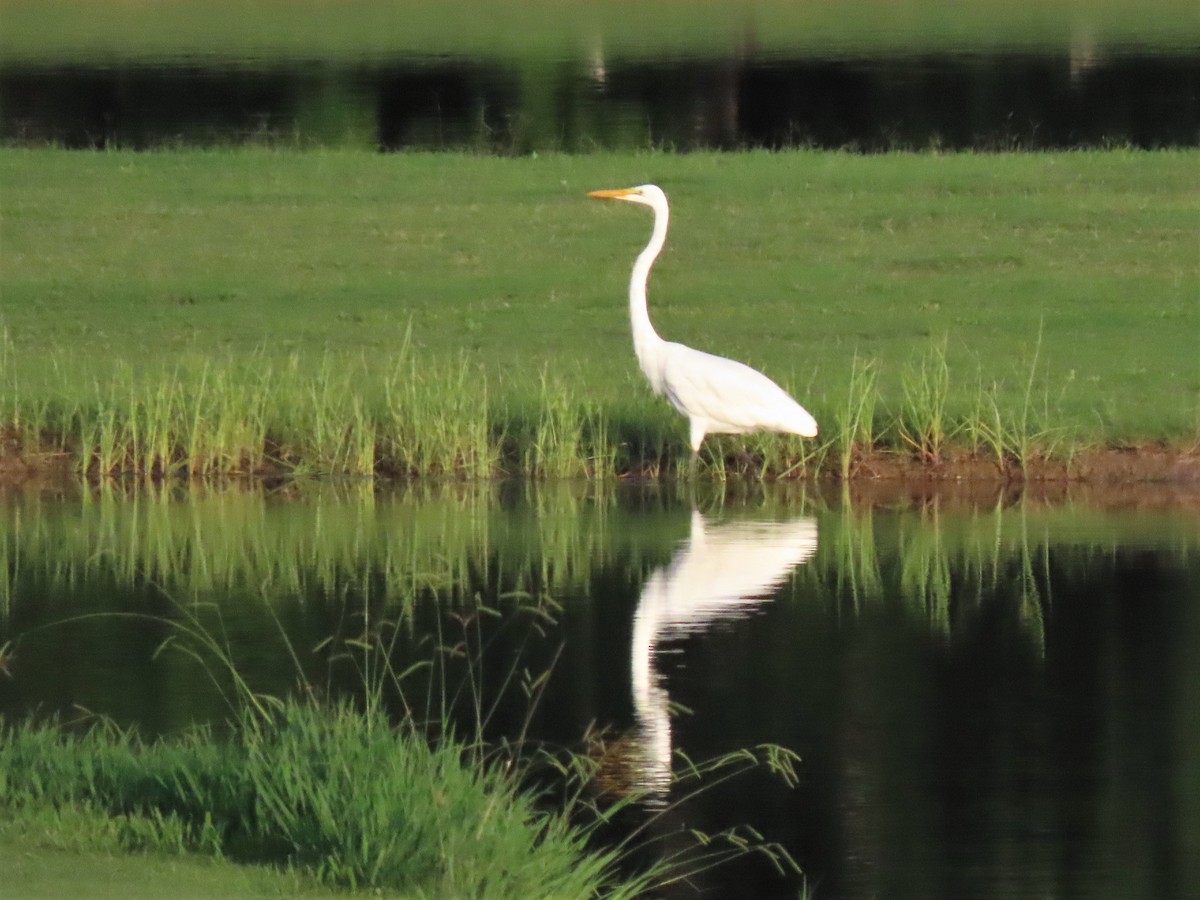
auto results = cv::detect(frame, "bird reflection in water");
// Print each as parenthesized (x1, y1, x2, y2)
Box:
(616, 511, 819, 805)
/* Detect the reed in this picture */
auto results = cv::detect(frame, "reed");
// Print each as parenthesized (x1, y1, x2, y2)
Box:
(0, 338, 1159, 481)
(280, 353, 374, 477)
(897, 337, 955, 464)
(524, 368, 591, 479)
(961, 323, 1073, 475)
(380, 346, 496, 479)
(833, 353, 880, 480)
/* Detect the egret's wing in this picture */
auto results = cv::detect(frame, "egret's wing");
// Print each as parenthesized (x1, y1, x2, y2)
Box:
(661, 343, 802, 431)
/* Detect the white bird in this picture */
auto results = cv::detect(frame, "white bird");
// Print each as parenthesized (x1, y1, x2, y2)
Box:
(588, 184, 818, 461)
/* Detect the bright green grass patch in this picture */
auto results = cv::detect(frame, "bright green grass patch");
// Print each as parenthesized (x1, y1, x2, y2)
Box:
(2, 148, 1197, 477)
(0, 699, 649, 897)
(1, 806, 343, 898)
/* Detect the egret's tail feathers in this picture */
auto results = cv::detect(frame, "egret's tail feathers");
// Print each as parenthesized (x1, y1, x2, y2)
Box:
(788, 406, 819, 438)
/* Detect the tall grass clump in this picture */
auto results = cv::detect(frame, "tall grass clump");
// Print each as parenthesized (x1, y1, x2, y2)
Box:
(963, 324, 1073, 475)
(898, 337, 955, 464)
(521, 368, 592, 478)
(0, 700, 647, 897)
(271, 353, 377, 477)
(235, 701, 636, 895)
(66, 361, 274, 480)
(2, 329, 1089, 482)
(832, 354, 880, 480)
(378, 329, 495, 478)
(2, 341, 502, 481)
(0, 588, 650, 895)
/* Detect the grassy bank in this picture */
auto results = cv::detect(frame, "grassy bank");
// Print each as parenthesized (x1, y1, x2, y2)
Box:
(0, 699, 653, 897)
(2, 148, 1197, 480)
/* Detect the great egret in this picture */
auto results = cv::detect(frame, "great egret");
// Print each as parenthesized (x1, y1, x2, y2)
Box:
(588, 184, 818, 459)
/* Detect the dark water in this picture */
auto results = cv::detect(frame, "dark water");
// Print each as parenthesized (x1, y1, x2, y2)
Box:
(2, 483, 1198, 898)
(3, 51, 1198, 151)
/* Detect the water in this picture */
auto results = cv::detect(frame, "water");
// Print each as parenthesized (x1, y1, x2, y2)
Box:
(4, 53, 1196, 151)
(2, 4, 1197, 150)
(2, 481, 1198, 898)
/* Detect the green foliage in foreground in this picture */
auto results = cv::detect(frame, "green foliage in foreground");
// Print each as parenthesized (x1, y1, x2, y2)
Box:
(0, 700, 645, 897)
(2, 148, 1197, 478)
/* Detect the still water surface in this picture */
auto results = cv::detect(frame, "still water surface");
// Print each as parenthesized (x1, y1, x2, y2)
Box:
(2, 481, 1198, 898)
(2, 4, 1197, 150)
(5, 51, 1197, 151)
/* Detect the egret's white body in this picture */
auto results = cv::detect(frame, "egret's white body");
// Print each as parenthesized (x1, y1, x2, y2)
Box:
(588, 184, 818, 455)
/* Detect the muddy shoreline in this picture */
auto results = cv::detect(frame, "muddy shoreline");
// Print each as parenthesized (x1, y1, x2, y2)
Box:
(4, 440, 1199, 509)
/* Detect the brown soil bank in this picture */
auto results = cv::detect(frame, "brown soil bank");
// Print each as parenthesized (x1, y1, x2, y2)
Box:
(827, 444, 1200, 510)
(2, 439, 1199, 507)
(847, 443, 1200, 486)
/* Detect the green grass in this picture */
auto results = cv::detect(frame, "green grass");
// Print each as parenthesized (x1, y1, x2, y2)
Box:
(2, 148, 1197, 478)
(1, 804, 344, 898)
(0, 699, 655, 897)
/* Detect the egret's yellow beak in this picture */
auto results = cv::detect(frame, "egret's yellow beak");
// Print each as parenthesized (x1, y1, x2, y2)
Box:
(587, 188, 638, 200)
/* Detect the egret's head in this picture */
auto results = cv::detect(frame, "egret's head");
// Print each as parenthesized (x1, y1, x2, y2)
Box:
(587, 184, 666, 209)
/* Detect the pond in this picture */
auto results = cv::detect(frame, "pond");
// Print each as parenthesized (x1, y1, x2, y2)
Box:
(1, 2, 1197, 150)
(2, 480, 1197, 898)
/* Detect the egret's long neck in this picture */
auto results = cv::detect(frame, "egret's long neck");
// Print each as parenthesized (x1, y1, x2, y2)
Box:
(629, 200, 669, 377)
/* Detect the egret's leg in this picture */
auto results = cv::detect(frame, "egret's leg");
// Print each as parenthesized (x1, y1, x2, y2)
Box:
(688, 420, 706, 480)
